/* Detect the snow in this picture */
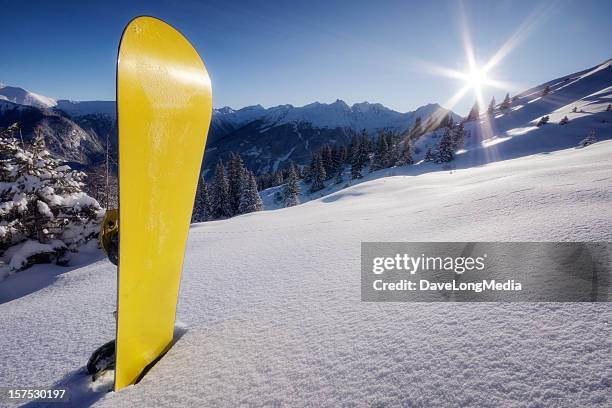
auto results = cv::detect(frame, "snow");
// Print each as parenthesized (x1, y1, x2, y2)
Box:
(212, 104, 267, 129)
(0, 84, 57, 109)
(6, 241, 50, 270)
(55, 100, 116, 119)
(271, 146, 297, 172)
(213, 100, 461, 135)
(0, 139, 610, 407)
(36, 200, 54, 219)
(1, 59, 611, 407)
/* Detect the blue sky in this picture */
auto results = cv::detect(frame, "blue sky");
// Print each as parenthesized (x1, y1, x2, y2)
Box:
(2, 0, 610, 115)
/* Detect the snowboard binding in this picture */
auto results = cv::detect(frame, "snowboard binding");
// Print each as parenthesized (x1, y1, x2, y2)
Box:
(99, 209, 119, 266)
(87, 209, 119, 381)
(87, 340, 116, 381)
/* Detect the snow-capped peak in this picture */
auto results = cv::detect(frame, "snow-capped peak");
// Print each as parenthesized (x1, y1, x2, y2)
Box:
(0, 84, 57, 109)
(212, 100, 461, 134)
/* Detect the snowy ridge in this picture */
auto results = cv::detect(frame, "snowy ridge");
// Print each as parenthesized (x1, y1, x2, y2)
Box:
(0, 84, 117, 119)
(0, 83, 457, 136)
(213, 100, 459, 134)
(205, 101, 461, 175)
(0, 84, 57, 109)
(55, 100, 116, 118)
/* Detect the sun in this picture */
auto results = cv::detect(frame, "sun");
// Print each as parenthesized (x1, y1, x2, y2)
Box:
(464, 67, 488, 88)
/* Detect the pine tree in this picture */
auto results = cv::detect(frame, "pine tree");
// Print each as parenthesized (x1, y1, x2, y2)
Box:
(238, 171, 263, 214)
(359, 131, 371, 165)
(331, 147, 343, 175)
(395, 137, 414, 166)
(304, 154, 318, 183)
(451, 123, 465, 150)
(466, 101, 479, 122)
(320, 145, 334, 179)
(441, 112, 454, 129)
(227, 153, 246, 216)
(370, 132, 390, 171)
(578, 130, 596, 147)
(273, 170, 284, 186)
(423, 145, 436, 162)
(383, 132, 394, 167)
(339, 145, 348, 165)
(436, 127, 454, 163)
(192, 176, 211, 223)
(334, 167, 343, 184)
(536, 115, 550, 127)
(309, 154, 326, 192)
(210, 161, 231, 218)
(487, 97, 496, 115)
(387, 136, 401, 166)
(350, 136, 363, 179)
(500, 93, 511, 109)
(293, 163, 303, 179)
(281, 166, 300, 207)
(0, 127, 103, 271)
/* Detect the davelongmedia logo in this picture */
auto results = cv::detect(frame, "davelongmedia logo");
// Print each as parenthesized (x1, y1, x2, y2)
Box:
(372, 279, 522, 292)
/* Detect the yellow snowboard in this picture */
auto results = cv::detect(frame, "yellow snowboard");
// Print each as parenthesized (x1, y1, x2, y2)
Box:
(115, 16, 212, 391)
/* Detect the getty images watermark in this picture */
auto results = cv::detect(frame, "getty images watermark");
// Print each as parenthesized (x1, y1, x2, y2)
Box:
(361, 242, 611, 302)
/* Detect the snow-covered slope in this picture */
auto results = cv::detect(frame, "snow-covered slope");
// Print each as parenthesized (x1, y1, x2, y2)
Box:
(0, 84, 57, 109)
(453, 59, 612, 163)
(259, 59, 612, 208)
(1, 139, 611, 407)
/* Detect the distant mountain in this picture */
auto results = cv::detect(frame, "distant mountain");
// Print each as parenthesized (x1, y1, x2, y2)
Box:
(206, 100, 461, 175)
(0, 82, 461, 176)
(0, 100, 104, 166)
(55, 100, 116, 118)
(0, 84, 57, 109)
(210, 100, 457, 140)
(1, 57, 610, 181)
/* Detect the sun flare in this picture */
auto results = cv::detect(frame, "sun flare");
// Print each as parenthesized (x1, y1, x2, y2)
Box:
(464, 68, 488, 88)
(414, 0, 553, 115)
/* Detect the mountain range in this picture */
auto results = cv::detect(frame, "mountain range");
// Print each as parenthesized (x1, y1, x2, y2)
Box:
(3, 57, 610, 178)
(0, 83, 460, 175)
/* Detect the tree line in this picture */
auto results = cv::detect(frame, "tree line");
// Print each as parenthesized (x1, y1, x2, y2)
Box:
(193, 107, 483, 221)
(192, 153, 263, 222)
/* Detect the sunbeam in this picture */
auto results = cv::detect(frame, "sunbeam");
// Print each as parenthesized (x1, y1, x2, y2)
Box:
(417, 1, 559, 115)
